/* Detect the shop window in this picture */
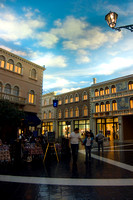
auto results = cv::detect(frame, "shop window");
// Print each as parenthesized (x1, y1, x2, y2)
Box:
(95, 103, 100, 113)
(31, 68, 37, 79)
(70, 108, 73, 117)
(58, 98, 62, 105)
(15, 62, 22, 74)
(65, 95, 68, 104)
(65, 108, 68, 118)
(105, 86, 109, 94)
(106, 101, 110, 111)
(70, 94, 73, 103)
(83, 105, 88, 116)
(101, 102, 105, 112)
(58, 110, 62, 118)
(100, 88, 104, 96)
(112, 100, 117, 111)
(128, 81, 133, 90)
(95, 89, 99, 97)
(44, 112, 47, 119)
(29, 90, 35, 104)
(6, 59, 14, 71)
(13, 86, 19, 96)
(83, 91, 87, 100)
(130, 97, 133, 109)
(75, 107, 79, 117)
(49, 111, 52, 119)
(75, 93, 79, 102)
(4, 83, 11, 94)
(0, 55, 5, 68)
(111, 85, 116, 93)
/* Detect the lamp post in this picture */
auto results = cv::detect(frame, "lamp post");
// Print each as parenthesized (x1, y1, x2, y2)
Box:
(105, 11, 133, 32)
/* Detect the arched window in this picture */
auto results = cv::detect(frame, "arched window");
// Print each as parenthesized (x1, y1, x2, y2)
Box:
(31, 68, 37, 79)
(58, 98, 62, 105)
(44, 100, 47, 106)
(49, 111, 52, 119)
(6, 59, 14, 71)
(95, 89, 99, 97)
(70, 108, 73, 117)
(0, 55, 5, 68)
(112, 100, 117, 111)
(111, 85, 116, 93)
(101, 102, 105, 112)
(29, 90, 35, 104)
(83, 91, 87, 100)
(44, 112, 47, 119)
(128, 81, 133, 90)
(0, 82, 2, 92)
(65, 95, 68, 104)
(105, 86, 109, 94)
(49, 98, 52, 105)
(83, 105, 88, 116)
(70, 94, 73, 103)
(106, 101, 110, 111)
(100, 88, 104, 96)
(95, 103, 100, 113)
(4, 84, 11, 94)
(130, 97, 133, 109)
(75, 93, 79, 102)
(65, 108, 68, 118)
(58, 110, 62, 119)
(13, 86, 19, 96)
(75, 107, 79, 117)
(15, 62, 22, 74)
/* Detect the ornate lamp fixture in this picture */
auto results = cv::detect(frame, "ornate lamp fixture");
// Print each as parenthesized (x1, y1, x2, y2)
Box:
(105, 11, 133, 32)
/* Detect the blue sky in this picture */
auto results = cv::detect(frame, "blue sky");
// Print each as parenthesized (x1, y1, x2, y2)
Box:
(1, 0, 133, 94)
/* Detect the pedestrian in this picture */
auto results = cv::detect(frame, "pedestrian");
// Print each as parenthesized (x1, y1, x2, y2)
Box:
(83, 131, 92, 164)
(70, 128, 83, 164)
(96, 130, 104, 154)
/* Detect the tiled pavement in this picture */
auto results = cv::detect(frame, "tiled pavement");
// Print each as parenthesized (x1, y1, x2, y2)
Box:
(0, 141, 133, 199)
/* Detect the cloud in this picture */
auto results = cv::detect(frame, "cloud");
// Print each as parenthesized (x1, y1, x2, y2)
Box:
(56, 87, 81, 94)
(32, 53, 67, 67)
(0, 45, 27, 57)
(37, 32, 59, 48)
(76, 49, 90, 64)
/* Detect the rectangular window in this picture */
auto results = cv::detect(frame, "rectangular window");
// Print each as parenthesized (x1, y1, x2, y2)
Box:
(29, 94, 34, 103)
(15, 66, 21, 74)
(0, 60, 4, 68)
(6, 63, 13, 71)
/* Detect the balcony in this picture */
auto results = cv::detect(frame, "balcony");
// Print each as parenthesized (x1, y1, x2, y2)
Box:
(0, 92, 26, 105)
(91, 89, 133, 102)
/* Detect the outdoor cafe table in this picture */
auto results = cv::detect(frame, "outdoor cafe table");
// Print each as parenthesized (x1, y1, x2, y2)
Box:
(24, 143, 44, 159)
(0, 145, 11, 163)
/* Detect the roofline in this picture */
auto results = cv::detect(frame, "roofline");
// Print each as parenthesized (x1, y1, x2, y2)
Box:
(0, 48, 46, 71)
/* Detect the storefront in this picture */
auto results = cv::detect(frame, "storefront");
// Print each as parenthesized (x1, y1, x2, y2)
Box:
(58, 121, 71, 138)
(74, 120, 90, 138)
(42, 122, 53, 134)
(96, 117, 119, 141)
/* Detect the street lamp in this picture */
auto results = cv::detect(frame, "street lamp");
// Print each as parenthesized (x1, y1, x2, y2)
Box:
(105, 11, 133, 32)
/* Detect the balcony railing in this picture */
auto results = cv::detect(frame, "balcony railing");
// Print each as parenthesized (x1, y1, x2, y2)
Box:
(0, 92, 26, 105)
(91, 89, 133, 102)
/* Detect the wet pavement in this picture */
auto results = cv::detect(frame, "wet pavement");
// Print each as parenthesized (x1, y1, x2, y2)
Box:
(0, 141, 133, 199)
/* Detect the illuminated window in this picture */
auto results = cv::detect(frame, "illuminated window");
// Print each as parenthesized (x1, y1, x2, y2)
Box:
(0, 55, 5, 68)
(83, 91, 87, 100)
(58, 110, 62, 118)
(65, 96, 68, 104)
(58, 98, 62, 105)
(6, 59, 14, 71)
(83, 105, 88, 116)
(105, 87, 109, 94)
(49, 111, 52, 119)
(75, 107, 79, 117)
(128, 81, 133, 90)
(0, 82, 2, 92)
(106, 101, 110, 111)
(44, 112, 47, 119)
(65, 108, 68, 118)
(70, 108, 73, 117)
(4, 84, 11, 94)
(70, 95, 73, 103)
(95, 89, 99, 96)
(100, 88, 104, 96)
(95, 103, 100, 113)
(111, 85, 116, 93)
(130, 97, 133, 109)
(31, 68, 37, 79)
(13, 86, 19, 96)
(75, 93, 79, 102)
(15, 63, 22, 74)
(101, 102, 105, 112)
(29, 90, 35, 104)
(112, 100, 117, 111)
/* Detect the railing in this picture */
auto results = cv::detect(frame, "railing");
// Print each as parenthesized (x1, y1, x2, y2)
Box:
(91, 90, 133, 102)
(0, 92, 26, 105)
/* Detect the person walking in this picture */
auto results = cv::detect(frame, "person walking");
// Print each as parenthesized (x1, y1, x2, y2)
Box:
(70, 128, 83, 164)
(96, 130, 104, 154)
(83, 131, 92, 164)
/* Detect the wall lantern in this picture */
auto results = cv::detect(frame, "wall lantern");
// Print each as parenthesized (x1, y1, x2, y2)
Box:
(105, 11, 133, 32)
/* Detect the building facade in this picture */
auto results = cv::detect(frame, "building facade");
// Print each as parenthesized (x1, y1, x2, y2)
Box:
(0, 48, 45, 134)
(90, 75, 133, 141)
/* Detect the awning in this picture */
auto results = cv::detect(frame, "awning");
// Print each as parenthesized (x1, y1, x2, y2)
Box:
(24, 112, 41, 126)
